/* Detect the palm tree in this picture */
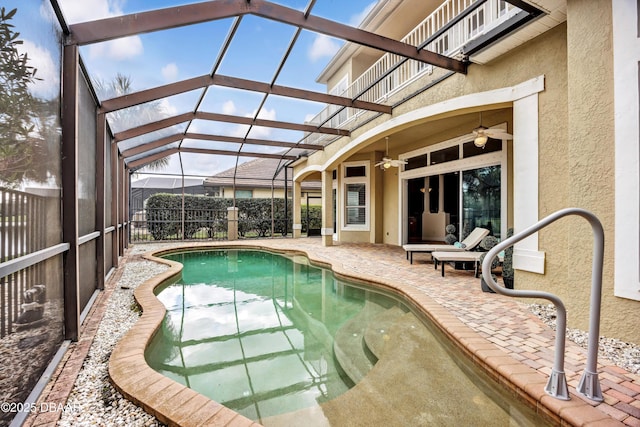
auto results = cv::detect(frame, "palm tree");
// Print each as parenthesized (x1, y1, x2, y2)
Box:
(95, 73, 170, 170)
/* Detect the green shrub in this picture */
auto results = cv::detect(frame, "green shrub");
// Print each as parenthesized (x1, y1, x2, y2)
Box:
(144, 194, 293, 240)
(301, 205, 322, 232)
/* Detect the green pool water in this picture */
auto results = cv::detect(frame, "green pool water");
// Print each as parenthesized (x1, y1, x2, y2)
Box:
(146, 249, 551, 426)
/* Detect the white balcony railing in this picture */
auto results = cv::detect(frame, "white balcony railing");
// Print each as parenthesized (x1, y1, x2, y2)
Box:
(305, 0, 520, 144)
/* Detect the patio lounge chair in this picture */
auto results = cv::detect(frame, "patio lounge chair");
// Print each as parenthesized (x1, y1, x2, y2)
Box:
(431, 250, 503, 277)
(402, 227, 490, 264)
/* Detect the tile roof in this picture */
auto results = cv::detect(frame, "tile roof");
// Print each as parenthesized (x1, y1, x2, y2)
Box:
(204, 158, 320, 190)
(131, 177, 204, 189)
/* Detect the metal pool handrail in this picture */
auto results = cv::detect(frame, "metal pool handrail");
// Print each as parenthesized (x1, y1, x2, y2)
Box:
(481, 208, 604, 402)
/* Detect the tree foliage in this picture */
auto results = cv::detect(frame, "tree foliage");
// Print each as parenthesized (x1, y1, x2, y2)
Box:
(95, 73, 169, 171)
(0, 7, 50, 186)
(143, 194, 297, 240)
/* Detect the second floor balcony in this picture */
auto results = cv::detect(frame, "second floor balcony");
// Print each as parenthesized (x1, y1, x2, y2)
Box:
(304, 0, 552, 145)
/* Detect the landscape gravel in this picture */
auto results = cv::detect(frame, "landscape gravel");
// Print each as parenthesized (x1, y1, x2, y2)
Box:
(57, 259, 168, 427)
(55, 247, 640, 425)
(528, 303, 640, 375)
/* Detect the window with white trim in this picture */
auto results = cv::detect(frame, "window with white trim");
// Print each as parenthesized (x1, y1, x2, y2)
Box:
(329, 75, 349, 126)
(342, 162, 369, 230)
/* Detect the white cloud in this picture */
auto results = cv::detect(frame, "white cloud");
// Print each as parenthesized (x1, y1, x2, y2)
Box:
(158, 99, 178, 116)
(222, 100, 236, 115)
(350, 2, 376, 27)
(39, 2, 59, 24)
(231, 108, 277, 138)
(256, 108, 277, 121)
(308, 34, 340, 62)
(161, 63, 179, 81)
(89, 36, 143, 61)
(58, 0, 142, 61)
(18, 40, 59, 100)
(144, 151, 234, 177)
(58, 0, 124, 24)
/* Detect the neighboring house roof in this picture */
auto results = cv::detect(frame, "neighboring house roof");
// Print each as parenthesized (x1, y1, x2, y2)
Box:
(131, 176, 204, 189)
(204, 158, 321, 191)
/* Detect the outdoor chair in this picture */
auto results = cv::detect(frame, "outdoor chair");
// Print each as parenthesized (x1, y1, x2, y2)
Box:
(402, 227, 490, 264)
(431, 250, 503, 277)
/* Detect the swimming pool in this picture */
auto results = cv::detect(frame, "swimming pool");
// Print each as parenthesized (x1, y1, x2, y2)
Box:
(146, 248, 550, 426)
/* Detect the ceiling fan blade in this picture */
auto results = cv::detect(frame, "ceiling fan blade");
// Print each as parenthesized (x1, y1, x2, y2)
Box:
(473, 126, 488, 137)
(485, 128, 513, 139)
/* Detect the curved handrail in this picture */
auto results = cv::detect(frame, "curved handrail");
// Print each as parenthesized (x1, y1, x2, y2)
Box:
(481, 207, 604, 401)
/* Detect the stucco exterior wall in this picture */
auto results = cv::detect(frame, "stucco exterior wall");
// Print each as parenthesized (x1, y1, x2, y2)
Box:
(471, 25, 571, 309)
(294, 5, 639, 344)
(564, 1, 634, 341)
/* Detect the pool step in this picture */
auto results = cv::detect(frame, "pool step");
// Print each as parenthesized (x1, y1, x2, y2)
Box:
(333, 300, 386, 385)
(363, 305, 406, 360)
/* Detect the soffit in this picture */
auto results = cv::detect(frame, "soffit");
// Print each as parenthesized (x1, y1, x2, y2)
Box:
(469, 0, 567, 64)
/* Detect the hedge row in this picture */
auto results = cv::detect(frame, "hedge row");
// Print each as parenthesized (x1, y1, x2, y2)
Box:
(144, 193, 321, 240)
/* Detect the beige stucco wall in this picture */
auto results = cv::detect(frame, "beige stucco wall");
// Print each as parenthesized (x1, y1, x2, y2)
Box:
(294, 4, 639, 344)
(564, 1, 634, 340)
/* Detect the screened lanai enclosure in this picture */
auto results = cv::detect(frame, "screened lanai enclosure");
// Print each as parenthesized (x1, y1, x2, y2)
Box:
(0, 0, 545, 424)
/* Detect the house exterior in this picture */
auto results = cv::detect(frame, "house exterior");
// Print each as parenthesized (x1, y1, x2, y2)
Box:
(6, 1, 639, 423)
(204, 157, 321, 204)
(291, 1, 640, 345)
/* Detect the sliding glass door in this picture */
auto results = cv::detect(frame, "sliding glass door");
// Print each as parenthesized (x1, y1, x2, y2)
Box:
(462, 165, 501, 239)
(399, 135, 506, 244)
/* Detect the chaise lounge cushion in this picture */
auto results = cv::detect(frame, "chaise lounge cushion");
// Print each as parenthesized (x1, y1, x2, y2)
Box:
(431, 250, 503, 277)
(402, 227, 490, 264)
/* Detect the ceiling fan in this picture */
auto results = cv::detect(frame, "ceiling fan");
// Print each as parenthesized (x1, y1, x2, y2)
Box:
(375, 137, 407, 170)
(473, 112, 513, 148)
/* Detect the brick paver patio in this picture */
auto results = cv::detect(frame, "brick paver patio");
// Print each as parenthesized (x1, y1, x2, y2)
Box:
(24, 239, 640, 426)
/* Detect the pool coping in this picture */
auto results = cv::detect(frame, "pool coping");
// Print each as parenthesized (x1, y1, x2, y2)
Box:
(108, 243, 620, 426)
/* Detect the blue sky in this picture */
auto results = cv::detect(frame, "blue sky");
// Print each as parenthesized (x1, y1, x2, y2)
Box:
(51, 0, 378, 178)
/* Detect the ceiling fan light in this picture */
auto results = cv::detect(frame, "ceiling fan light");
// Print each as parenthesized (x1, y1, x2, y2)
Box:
(474, 135, 488, 147)
(383, 161, 391, 169)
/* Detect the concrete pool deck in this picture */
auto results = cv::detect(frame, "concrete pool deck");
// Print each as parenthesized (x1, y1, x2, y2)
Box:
(26, 239, 640, 426)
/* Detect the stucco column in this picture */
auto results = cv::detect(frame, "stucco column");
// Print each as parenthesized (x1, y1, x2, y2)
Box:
(321, 170, 333, 246)
(292, 180, 302, 238)
(227, 207, 239, 240)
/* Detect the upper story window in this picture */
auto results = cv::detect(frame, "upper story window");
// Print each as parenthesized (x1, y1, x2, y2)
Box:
(330, 75, 349, 126)
(498, 0, 509, 17)
(434, 34, 449, 55)
(468, 6, 485, 37)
